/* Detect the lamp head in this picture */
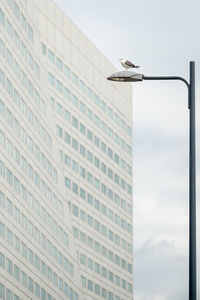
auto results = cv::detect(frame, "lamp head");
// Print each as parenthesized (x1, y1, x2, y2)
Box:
(107, 71, 144, 82)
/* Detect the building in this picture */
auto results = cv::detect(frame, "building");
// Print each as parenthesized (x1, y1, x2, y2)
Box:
(0, 0, 133, 299)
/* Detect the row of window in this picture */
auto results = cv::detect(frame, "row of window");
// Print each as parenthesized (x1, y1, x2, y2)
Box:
(0, 190, 75, 284)
(0, 36, 45, 114)
(72, 225, 132, 272)
(0, 126, 58, 190)
(0, 282, 20, 300)
(60, 98, 130, 155)
(0, 69, 51, 150)
(64, 152, 132, 199)
(54, 99, 132, 177)
(0, 36, 44, 114)
(71, 202, 132, 251)
(49, 76, 132, 158)
(42, 43, 132, 138)
(0, 129, 59, 206)
(0, 185, 68, 254)
(57, 124, 132, 185)
(60, 131, 132, 201)
(62, 151, 132, 216)
(81, 275, 132, 299)
(0, 251, 79, 300)
(0, 10, 38, 102)
(0, 99, 59, 190)
(80, 251, 132, 284)
(65, 176, 132, 236)
(3, 1, 33, 42)
(0, 159, 69, 248)
(0, 128, 63, 218)
(0, 221, 74, 287)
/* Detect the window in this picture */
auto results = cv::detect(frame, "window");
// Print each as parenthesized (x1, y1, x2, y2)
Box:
(80, 167, 86, 179)
(72, 73, 78, 86)
(56, 80, 63, 93)
(102, 267, 107, 278)
(80, 210, 86, 222)
(80, 123, 85, 135)
(87, 172, 93, 184)
(88, 280, 93, 291)
(94, 136, 100, 147)
(0, 9, 5, 26)
(6, 19, 13, 38)
(0, 69, 5, 87)
(28, 24, 33, 42)
(115, 255, 120, 266)
(102, 288, 107, 299)
(0, 252, 5, 268)
(6, 258, 12, 275)
(79, 102, 85, 114)
(80, 80, 86, 94)
(0, 222, 4, 239)
(101, 163, 107, 174)
(72, 138, 78, 150)
(94, 262, 100, 273)
(35, 282, 40, 297)
(72, 94, 78, 107)
(80, 145, 85, 157)
(64, 65, 71, 78)
(14, 2, 20, 20)
(72, 183, 78, 194)
(48, 73, 55, 86)
(56, 57, 63, 71)
(101, 142, 106, 153)
(28, 277, 33, 292)
(14, 265, 20, 281)
(87, 87, 93, 99)
(21, 13, 26, 30)
(87, 130, 93, 142)
(94, 94, 100, 106)
(87, 108, 93, 120)
(65, 132, 71, 144)
(87, 215, 93, 227)
(72, 117, 78, 129)
(0, 39, 5, 57)
(6, 288, 12, 300)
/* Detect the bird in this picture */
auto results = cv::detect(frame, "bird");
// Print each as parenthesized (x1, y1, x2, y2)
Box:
(119, 58, 140, 70)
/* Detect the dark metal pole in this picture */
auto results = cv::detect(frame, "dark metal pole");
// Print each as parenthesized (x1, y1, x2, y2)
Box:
(189, 61, 196, 300)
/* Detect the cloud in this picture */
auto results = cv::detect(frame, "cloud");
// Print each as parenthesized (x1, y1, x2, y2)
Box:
(134, 239, 188, 300)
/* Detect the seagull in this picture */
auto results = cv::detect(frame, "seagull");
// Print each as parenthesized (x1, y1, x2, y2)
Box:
(119, 58, 140, 70)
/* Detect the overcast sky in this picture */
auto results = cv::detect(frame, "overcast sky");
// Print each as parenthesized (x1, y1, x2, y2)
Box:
(53, 1, 200, 299)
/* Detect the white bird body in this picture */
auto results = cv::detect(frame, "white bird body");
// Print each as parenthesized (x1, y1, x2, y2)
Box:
(119, 58, 140, 70)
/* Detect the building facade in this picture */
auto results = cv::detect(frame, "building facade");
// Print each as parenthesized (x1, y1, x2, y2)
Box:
(0, 0, 133, 300)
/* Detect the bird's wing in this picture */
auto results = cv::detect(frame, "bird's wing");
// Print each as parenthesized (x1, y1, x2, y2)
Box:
(125, 60, 135, 67)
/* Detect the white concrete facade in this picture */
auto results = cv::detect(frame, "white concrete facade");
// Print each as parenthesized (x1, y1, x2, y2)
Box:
(0, 0, 133, 300)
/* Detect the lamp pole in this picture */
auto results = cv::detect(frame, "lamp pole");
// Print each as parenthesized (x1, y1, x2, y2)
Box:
(107, 61, 196, 300)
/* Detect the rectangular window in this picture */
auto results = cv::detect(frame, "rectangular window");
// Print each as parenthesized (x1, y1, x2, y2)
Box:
(64, 65, 71, 78)
(0, 9, 5, 27)
(48, 73, 55, 86)
(72, 94, 78, 107)
(28, 24, 33, 42)
(72, 72, 79, 86)
(21, 13, 26, 30)
(6, 19, 13, 38)
(56, 57, 63, 71)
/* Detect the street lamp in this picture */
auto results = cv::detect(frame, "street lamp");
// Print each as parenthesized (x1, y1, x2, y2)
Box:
(107, 61, 196, 300)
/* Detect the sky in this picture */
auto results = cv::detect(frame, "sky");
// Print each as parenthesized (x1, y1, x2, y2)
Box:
(53, 1, 200, 299)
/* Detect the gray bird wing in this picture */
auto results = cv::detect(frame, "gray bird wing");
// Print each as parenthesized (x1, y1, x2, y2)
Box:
(125, 60, 135, 67)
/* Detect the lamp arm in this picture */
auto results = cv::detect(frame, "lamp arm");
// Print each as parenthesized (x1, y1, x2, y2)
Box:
(143, 75, 189, 88)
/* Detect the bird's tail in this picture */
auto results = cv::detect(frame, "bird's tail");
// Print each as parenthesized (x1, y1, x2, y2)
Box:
(135, 66, 140, 68)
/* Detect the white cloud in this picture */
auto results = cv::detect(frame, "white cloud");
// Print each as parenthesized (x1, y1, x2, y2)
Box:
(134, 239, 188, 300)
